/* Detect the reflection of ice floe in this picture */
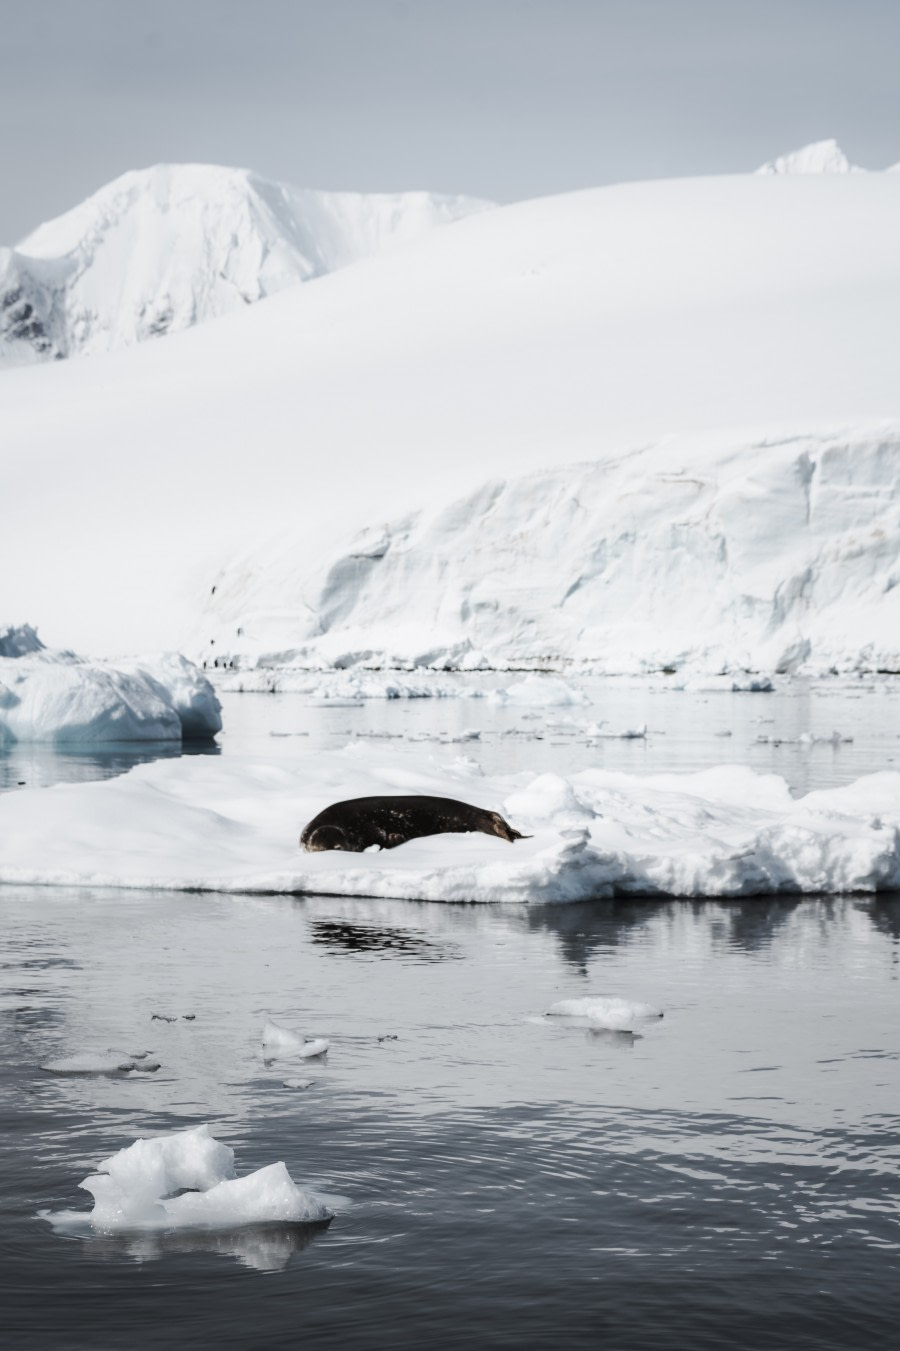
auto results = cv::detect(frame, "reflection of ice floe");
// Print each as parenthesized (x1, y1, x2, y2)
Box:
(85, 1219, 326, 1271)
(3, 746, 900, 901)
(41, 1049, 160, 1075)
(546, 996, 663, 1031)
(262, 1018, 329, 1060)
(43, 1123, 332, 1234)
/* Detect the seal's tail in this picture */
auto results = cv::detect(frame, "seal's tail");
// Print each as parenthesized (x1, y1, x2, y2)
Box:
(490, 812, 532, 843)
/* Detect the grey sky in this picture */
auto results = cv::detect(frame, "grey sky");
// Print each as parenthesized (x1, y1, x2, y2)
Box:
(2, 0, 898, 242)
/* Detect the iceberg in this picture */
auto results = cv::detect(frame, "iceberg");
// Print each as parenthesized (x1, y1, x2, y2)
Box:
(0, 629, 221, 743)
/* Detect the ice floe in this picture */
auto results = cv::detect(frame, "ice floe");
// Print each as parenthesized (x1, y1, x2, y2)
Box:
(2, 744, 900, 901)
(44, 1124, 332, 1232)
(546, 997, 664, 1031)
(40, 1050, 160, 1075)
(0, 630, 221, 743)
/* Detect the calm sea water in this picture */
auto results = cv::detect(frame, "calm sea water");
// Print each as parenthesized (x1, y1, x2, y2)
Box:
(1, 681, 899, 1350)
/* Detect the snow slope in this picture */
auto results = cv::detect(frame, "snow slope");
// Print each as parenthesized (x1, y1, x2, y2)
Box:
(3, 165, 900, 654)
(200, 426, 900, 675)
(1, 747, 899, 900)
(0, 163, 488, 366)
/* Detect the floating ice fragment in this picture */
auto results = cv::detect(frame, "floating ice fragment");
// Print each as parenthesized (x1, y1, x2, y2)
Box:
(46, 1123, 333, 1232)
(546, 997, 664, 1031)
(262, 1019, 329, 1060)
(261, 1018, 306, 1058)
(282, 1079, 315, 1090)
(296, 1038, 329, 1059)
(40, 1049, 160, 1075)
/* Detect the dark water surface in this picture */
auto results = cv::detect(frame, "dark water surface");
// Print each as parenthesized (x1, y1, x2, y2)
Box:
(2, 683, 900, 1349)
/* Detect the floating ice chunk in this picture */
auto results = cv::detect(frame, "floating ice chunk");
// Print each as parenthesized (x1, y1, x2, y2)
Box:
(546, 997, 664, 1031)
(490, 676, 589, 706)
(40, 1049, 159, 1075)
(163, 1162, 330, 1228)
(585, 722, 647, 739)
(62, 1123, 332, 1232)
(262, 1019, 328, 1060)
(261, 1018, 306, 1058)
(283, 1078, 315, 1090)
(296, 1038, 329, 1059)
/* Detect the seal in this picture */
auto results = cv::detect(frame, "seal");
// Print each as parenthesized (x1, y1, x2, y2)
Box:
(300, 794, 529, 853)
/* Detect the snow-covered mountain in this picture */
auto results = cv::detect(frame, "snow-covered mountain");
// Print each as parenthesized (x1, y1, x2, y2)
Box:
(3, 162, 900, 658)
(198, 427, 900, 676)
(0, 163, 490, 367)
(756, 138, 863, 175)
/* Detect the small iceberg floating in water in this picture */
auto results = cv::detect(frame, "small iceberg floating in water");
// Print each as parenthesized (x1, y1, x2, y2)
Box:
(546, 996, 664, 1032)
(43, 1124, 332, 1233)
(262, 1018, 330, 1060)
(40, 1049, 160, 1075)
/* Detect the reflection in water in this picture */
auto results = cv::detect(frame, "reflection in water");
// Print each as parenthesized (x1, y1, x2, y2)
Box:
(77, 1218, 331, 1272)
(0, 737, 220, 793)
(308, 919, 459, 962)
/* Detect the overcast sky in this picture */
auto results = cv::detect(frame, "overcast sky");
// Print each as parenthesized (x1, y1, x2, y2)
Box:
(2, 0, 899, 241)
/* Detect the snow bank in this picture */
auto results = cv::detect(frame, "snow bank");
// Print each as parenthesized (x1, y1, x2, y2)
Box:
(2, 163, 489, 367)
(48, 1124, 332, 1232)
(2, 745, 900, 901)
(0, 638, 220, 743)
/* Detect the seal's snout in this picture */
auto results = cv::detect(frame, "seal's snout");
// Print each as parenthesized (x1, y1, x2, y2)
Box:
(490, 812, 532, 843)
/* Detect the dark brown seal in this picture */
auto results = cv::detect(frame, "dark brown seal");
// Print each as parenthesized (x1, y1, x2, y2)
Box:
(300, 794, 529, 852)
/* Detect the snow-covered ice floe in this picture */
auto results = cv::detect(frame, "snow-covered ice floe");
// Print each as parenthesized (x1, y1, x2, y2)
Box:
(2, 744, 900, 901)
(42, 1124, 332, 1233)
(0, 627, 221, 743)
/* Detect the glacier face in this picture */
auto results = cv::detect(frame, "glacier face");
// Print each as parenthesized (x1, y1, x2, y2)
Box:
(199, 428, 900, 676)
(0, 163, 490, 367)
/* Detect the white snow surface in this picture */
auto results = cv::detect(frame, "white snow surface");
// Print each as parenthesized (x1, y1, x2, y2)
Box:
(0, 640, 221, 743)
(5, 167, 900, 655)
(52, 1124, 332, 1232)
(200, 426, 900, 675)
(0, 163, 488, 367)
(2, 745, 900, 901)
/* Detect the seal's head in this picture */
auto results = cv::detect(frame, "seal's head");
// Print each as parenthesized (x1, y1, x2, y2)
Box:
(302, 823, 353, 853)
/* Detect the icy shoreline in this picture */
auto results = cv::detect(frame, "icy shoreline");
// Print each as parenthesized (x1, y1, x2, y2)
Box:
(1, 746, 898, 902)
